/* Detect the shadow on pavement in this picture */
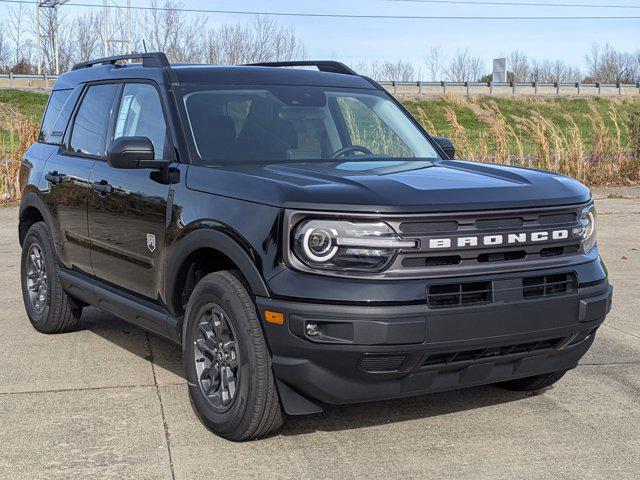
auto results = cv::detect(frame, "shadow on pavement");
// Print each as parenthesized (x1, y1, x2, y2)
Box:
(79, 307, 536, 436)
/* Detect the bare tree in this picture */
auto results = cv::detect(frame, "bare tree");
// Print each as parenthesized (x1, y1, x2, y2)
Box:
(424, 45, 444, 81)
(506, 50, 530, 82)
(137, 1, 206, 63)
(586, 43, 639, 83)
(379, 60, 415, 81)
(445, 48, 484, 82)
(7, 1, 33, 67)
(205, 16, 305, 65)
(352, 60, 384, 80)
(0, 20, 10, 71)
(33, 6, 73, 74)
(73, 13, 101, 64)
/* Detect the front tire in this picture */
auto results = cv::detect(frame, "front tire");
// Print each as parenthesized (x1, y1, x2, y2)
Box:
(183, 270, 283, 441)
(497, 370, 568, 391)
(20, 222, 82, 333)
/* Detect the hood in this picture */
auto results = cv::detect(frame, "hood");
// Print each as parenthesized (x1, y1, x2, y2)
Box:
(186, 159, 591, 213)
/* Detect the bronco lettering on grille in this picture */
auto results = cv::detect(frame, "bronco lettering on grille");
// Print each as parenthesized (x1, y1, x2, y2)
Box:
(426, 229, 573, 250)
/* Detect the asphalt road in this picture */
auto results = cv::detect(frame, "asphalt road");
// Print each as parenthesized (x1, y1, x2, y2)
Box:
(0, 193, 638, 480)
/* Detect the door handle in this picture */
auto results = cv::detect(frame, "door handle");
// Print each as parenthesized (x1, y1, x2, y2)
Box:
(45, 171, 65, 184)
(91, 180, 113, 196)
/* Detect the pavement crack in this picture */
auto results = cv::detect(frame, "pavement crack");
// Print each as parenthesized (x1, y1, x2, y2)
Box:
(0, 383, 157, 396)
(603, 323, 640, 340)
(146, 332, 176, 480)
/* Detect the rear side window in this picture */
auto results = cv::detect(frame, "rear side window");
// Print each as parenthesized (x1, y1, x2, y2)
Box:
(39, 90, 71, 144)
(69, 84, 119, 157)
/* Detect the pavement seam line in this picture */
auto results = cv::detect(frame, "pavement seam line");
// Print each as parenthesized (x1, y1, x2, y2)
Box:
(0, 383, 176, 396)
(146, 332, 177, 480)
(603, 323, 640, 340)
(578, 361, 640, 366)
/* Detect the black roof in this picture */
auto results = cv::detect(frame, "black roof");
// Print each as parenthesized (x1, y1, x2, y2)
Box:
(54, 53, 375, 91)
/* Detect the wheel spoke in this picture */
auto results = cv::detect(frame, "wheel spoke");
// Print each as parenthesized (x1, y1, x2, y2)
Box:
(198, 322, 215, 341)
(195, 338, 216, 357)
(211, 312, 228, 339)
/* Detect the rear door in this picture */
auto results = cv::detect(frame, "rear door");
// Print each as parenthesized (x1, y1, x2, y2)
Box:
(87, 82, 174, 301)
(43, 84, 119, 274)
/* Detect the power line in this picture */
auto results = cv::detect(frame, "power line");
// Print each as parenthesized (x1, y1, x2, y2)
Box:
(0, 0, 639, 19)
(387, 0, 640, 9)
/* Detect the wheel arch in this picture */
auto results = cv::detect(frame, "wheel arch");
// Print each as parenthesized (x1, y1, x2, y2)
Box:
(18, 192, 51, 246)
(166, 228, 271, 317)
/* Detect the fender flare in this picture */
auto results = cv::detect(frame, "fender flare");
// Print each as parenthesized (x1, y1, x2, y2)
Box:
(18, 191, 54, 246)
(165, 227, 271, 314)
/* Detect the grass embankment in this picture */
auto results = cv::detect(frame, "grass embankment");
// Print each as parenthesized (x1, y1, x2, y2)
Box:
(0, 89, 639, 202)
(404, 95, 640, 185)
(0, 90, 47, 201)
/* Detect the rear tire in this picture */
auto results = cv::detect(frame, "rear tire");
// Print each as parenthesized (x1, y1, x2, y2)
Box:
(183, 270, 283, 441)
(20, 222, 82, 334)
(497, 370, 568, 391)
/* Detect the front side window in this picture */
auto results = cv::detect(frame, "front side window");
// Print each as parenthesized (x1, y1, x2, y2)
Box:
(179, 85, 439, 164)
(69, 84, 118, 157)
(114, 83, 168, 160)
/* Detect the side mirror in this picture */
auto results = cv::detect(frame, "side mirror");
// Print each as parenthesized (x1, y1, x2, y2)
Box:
(433, 136, 456, 160)
(107, 136, 164, 169)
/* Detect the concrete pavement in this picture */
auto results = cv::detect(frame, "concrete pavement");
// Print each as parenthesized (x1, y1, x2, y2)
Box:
(0, 196, 638, 480)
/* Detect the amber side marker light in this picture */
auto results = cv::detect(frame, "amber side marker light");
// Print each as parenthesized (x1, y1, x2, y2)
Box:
(264, 310, 285, 325)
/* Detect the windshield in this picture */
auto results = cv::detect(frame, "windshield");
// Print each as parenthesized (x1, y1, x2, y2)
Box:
(179, 85, 440, 164)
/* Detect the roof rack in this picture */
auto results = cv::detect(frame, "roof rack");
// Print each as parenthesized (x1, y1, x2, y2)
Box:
(244, 60, 357, 76)
(72, 52, 170, 71)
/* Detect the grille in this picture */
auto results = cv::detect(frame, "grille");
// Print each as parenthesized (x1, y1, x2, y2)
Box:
(427, 281, 493, 309)
(359, 354, 407, 373)
(523, 273, 576, 298)
(539, 212, 577, 225)
(475, 217, 524, 230)
(399, 220, 459, 235)
(422, 337, 563, 368)
(393, 205, 584, 274)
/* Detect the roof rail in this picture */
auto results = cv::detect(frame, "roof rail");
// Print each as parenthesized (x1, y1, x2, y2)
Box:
(72, 52, 170, 71)
(244, 60, 357, 76)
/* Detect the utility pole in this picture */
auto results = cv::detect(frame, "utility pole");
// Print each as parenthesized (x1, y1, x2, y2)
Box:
(103, 0, 133, 57)
(35, 1, 69, 75)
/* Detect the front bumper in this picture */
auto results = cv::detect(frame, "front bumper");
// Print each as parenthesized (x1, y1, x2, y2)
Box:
(256, 273, 612, 409)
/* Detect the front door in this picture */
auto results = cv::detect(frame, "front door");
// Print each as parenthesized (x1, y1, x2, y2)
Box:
(87, 82, 173, 301)
(46, 84, 119, 274)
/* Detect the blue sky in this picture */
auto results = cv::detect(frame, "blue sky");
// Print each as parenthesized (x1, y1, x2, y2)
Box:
(5, 0, 640, 74)
(144, 0, 639, 73)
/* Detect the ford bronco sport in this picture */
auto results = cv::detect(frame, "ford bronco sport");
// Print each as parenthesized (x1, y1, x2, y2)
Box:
(19, 53, 612, 441)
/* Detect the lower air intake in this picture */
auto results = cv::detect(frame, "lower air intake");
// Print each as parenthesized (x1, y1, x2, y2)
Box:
(427, 281, 493, 309)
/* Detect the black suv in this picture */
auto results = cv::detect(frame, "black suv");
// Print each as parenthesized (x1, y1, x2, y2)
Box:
(19, 53, 612, 441)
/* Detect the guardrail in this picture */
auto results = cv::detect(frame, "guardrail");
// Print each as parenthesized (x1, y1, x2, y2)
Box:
(378, 81, 640, 97)
(0, 73, 60, 90)
(2, 73, 640, 97)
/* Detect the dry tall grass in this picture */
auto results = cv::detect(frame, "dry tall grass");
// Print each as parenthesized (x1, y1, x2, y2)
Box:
(0, 105, 39, 202)
(420, 95, 640, 186)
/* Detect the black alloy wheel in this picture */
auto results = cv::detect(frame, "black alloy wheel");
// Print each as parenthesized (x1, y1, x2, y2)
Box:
(193, 304, 240, 410)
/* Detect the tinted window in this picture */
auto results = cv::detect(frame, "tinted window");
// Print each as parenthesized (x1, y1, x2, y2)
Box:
(113, 83, 168, 160)
(336, 96, 413, 158)
(69, 84, 118, 157)
(39, 90, 71, 144)
(180, 86, 439, 164)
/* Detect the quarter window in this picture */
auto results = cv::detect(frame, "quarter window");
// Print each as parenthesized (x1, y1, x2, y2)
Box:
(69, 84, 118, 157)
(114, 83, 168, 160)
(39, 89, 71, 144)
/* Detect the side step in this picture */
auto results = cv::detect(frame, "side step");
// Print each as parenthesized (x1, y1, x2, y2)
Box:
(58, 269, 182, 344)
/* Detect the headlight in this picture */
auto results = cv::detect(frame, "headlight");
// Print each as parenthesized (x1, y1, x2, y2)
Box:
(573, 204, 597, 253)
(292, 219, 417, 272)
